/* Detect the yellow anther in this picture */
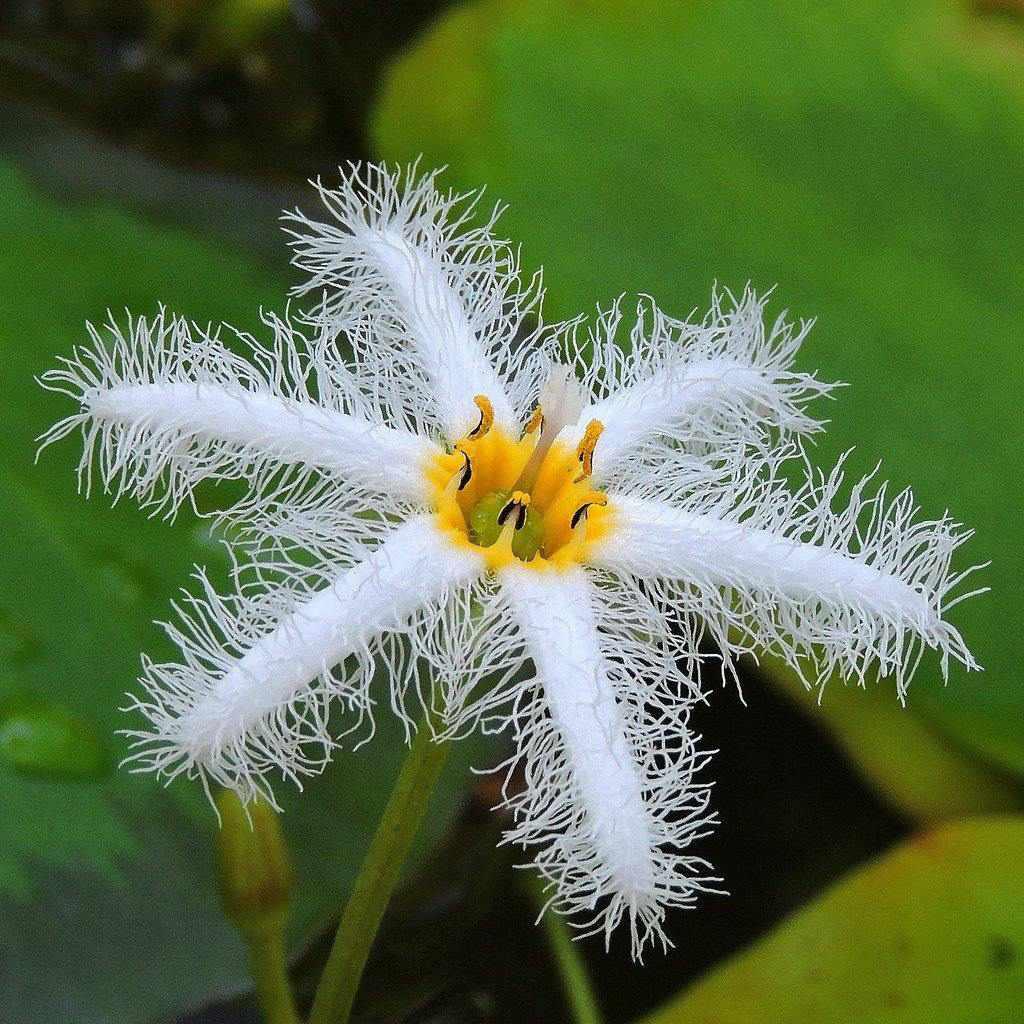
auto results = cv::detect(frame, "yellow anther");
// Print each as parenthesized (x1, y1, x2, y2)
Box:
(467, 395, 495, 440)
(523, 405, 544, 437)
(574, 419, 604, 482)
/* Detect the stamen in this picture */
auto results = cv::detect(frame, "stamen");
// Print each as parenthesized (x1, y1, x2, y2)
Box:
(498, 490, 532, 531)
(467, 394, 495, 440)
(448, 445, 473, 492)
(570, 497, 608, 531)
(574, 419, 604, 482)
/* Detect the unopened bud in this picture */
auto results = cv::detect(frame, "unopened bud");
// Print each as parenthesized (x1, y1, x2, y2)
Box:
(215, 790, 295, 935)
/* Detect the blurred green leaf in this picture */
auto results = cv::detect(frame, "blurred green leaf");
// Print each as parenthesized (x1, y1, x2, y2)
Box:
(0, 694, 110, 780)
(640, 816, 1024, 1024)
(0, 162, 480, 1023)
(760, 654, 1022, 823)
(374, 0, 1024, 780)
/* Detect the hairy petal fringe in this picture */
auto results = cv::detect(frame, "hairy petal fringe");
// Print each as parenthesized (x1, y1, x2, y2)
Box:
(593, 451, 983, 698)
(121, 518, 483, 804)
(285, 161, 553, 439)
(492, 566, 719, 960)
(37, 307, 438, 519)
(557, 289, 835, 482)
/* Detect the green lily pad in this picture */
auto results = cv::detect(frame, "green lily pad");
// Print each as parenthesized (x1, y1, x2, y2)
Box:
(0, 161, 481, 1022)
(640, 816, 1024, 1023)
(373, 0, 1024, 776)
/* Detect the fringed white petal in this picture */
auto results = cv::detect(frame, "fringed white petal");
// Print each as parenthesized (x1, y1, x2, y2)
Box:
(122, 517, 484, 804)
(496, 566, 719, 960)
(558, 290, 834, 482)
(38, 308, 438, 515)
(593, 462, 983, 697)
(285, 162, 551, 439)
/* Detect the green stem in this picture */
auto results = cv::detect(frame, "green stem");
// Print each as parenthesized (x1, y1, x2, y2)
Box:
(522, 873, 604, 1024)
(308, 718, 452, 1024)
(245, 924, 301, 1024)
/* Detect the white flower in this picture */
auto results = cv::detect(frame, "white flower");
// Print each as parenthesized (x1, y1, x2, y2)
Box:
(39, 163, 981, 959)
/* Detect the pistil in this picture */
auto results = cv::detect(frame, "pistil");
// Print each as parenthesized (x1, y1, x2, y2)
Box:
(513, 364, 586, 491)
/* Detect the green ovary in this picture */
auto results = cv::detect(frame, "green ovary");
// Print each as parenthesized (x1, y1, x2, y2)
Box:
(469, 490, 545, 561)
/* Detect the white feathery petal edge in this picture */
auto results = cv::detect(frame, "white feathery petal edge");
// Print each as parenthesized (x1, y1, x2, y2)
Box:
(494, 565, 720, 960)
(284, 161, 552, 439)
(593, 456, 984, 698)
(557, 289, 836, 482)
(122, 517, 484, 806)
(37, 307, 439, 515)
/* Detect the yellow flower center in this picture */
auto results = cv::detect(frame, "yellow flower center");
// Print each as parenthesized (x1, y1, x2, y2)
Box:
(426, 396, 612, 572)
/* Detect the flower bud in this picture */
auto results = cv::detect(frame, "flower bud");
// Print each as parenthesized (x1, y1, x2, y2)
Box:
(215, 790, 295, 935)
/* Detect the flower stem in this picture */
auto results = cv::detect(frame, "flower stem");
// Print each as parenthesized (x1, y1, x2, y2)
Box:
(246, 926, 301, 1024)
(521, 872, 604, 1024)
(308, 718, 452, 1024)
